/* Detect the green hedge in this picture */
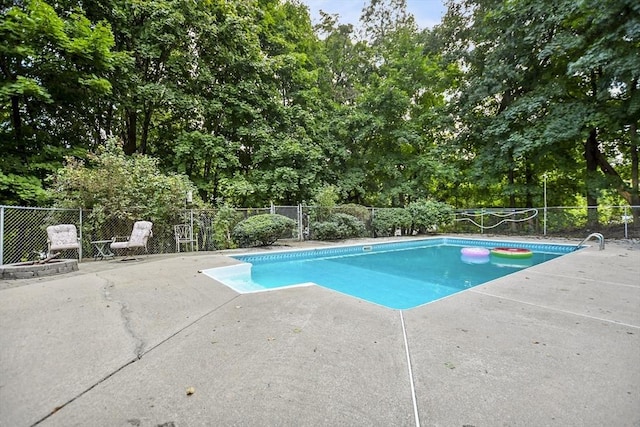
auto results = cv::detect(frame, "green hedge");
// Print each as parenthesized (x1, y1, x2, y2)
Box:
(372, 201, 454, 237)
(232, 214, 295, 247)
(332, 204, 371, 223)
(372, 208, 412, 237)
(407, 200, 454, 233)
(311, 213, 366, 240)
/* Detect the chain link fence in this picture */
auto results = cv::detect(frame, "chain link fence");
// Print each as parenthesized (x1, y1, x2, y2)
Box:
(0, 206, 271, 265)
(450, 206, 639, 238)
(0, 207, 82, 264)
(1, 204, 638, 265)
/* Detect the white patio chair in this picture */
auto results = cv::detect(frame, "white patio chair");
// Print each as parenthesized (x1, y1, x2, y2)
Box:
(110, 221, 153, 260)
(174, 224, 197, 252)
(46, 224, 81, 261)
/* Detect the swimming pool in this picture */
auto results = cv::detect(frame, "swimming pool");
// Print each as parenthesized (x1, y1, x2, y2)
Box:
(203, 237, 580, 309)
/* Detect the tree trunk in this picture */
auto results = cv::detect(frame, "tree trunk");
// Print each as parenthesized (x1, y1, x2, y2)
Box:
(582, 124, 640, 227)
(104, 103, 114, 142)
(525, 162, 533, 208)
(584, 128, 599, 226)
(507, 166, 516, 207)
(140, 107, 152, 155)
(124, 109, 137, 155)
(11, 96, 25, 163)
(212, 169, 219, 205)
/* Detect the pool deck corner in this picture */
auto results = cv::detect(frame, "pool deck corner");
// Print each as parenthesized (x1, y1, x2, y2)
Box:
(1, 236, 639, 426)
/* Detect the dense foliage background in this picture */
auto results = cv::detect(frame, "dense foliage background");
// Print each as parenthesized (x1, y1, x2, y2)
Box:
(1, 0, 638, 223)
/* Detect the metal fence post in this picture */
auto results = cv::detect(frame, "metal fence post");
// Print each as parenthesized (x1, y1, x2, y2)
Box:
(543, 174, 548, 236)
(79, 208, 83, 260)
(371, 207, 376, 238)
(297, 204, 303, 241)
(0, 206, 4, 265)
(190, 207, 194, 250)
(623, 205, 628, 239)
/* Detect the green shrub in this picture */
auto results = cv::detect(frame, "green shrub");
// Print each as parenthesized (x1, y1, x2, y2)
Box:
(407, 200, 455, 234)
(311, 213, 366, 240)
(232, 214, 295, 247)
(372, 208, 412, 237)
(333, 204, 371, 223)
(334, 213, 367, 238)
(310, 221, 342, 240)
(49, 139, 200, 221)
(311, 185, 339, 222)
(212, 205, 243, 249)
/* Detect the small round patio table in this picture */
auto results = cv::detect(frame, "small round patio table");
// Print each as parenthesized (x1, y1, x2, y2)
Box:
(91, 240, 115, 260)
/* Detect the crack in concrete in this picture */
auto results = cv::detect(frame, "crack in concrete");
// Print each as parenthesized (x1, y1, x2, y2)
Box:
(102, 281, 146, 359)
(32, 281, 241, 426)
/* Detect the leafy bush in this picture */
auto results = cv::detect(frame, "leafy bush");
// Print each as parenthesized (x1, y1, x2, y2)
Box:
(333, 204, 371, 223)
(232, 214, 295, 247)
(311, 213, 366, 240)
(48, 139, 199, 240)
(333, 213, 367, 238)
(48, 139, 198, 220)
(212, 205, 243, 249)
(372, 208, 412, 237)
(407, 200, 455, 234)
(311, 185, 340, 222)
(310, 221, 341, 240)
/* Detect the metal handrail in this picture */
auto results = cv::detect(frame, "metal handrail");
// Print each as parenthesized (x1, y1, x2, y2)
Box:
(577, 233, 605, 250)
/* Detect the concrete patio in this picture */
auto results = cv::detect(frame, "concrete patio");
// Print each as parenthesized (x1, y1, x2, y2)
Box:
(1, 236, 638, 427)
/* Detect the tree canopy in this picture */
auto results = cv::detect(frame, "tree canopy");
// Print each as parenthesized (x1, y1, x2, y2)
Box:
(1, 0, 638, 223)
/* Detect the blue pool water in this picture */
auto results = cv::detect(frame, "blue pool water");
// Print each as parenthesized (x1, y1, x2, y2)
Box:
(203, 238, 579, 309)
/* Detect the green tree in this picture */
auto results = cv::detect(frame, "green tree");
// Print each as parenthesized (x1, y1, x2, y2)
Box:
(313, 14, 369, 203)
(0, 0, 119, 205)
(140, 0, 329, 206)
(73, 0, 194, 156)
(349, 0, 455, 206)
(246, 0, 330, 205)
(437, 0, 639, 223)
(567, 0, 640, 222)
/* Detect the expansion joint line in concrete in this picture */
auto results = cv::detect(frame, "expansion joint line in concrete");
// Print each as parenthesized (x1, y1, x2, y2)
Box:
(30, 293, 243, 427)
(400, 310, 421, 427)
(528, 270, 640, 289)
(30, 356, 139, 427)
(137, 294, 242, 359)
(472, 290, 640, 329)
